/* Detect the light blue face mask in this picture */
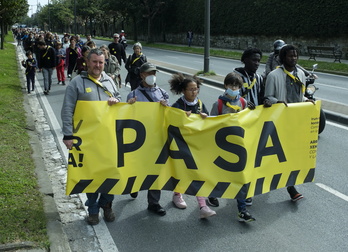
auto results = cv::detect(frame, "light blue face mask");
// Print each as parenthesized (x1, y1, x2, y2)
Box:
(225, 88, 240, 98)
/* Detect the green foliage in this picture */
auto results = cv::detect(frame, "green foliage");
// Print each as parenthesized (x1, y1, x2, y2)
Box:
(158, 0, 348, 38)
(0, 0, 28, 27)
(0, 34, 49, 248)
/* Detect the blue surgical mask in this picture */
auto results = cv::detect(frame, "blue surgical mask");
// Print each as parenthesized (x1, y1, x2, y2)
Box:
(225, 88, 240, 98)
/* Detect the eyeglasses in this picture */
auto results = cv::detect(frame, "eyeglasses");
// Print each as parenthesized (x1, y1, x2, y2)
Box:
(185, 88, 199, 92)
(114, 37, 119, 39)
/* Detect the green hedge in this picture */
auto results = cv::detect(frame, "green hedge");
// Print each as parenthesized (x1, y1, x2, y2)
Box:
(143, 0, 348, 38)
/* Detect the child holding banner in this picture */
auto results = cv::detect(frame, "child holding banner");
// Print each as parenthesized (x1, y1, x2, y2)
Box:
(168, 73, 217, 219)
(210, 72, 256, 222)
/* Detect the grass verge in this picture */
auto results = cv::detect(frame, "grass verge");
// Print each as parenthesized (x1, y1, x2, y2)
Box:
(0, 34, 49, 248)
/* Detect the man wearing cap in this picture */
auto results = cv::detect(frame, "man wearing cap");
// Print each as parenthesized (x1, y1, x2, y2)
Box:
(127, 62, 170, 216)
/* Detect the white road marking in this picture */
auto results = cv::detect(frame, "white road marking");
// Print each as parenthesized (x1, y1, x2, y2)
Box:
(316, 183, 348, 202)
(326, 121, 348, 130)
(316, 82, 348, 90)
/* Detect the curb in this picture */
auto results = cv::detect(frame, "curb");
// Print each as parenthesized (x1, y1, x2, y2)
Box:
(13, 43, 72, 252)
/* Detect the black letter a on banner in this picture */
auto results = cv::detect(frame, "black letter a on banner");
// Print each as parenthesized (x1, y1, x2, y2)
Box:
(156, 125, 197, 169)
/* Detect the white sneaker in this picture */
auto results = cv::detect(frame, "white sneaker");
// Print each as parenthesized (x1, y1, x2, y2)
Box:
(172, 193, 187, 209)
(200, 206, 216, 219)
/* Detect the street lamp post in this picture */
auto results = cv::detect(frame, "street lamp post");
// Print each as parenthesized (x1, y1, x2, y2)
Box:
(48, 0, 50, 31)
(74, 0, 77, 35)
(203, 0, 210, 73)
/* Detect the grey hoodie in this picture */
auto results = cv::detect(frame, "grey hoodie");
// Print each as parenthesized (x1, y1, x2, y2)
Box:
(61, 71, 121, 138)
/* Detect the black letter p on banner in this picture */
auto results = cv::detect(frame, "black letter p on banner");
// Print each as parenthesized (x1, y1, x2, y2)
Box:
(116, 119, 146, 167)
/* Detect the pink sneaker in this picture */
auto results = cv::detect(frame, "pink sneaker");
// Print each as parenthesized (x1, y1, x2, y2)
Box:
(172, 193, 187, 209)
(200, 206, 216, 219)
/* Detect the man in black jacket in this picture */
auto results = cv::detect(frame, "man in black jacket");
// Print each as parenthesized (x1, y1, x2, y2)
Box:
(37, 40, 56, 95)
(108, 33, 127, 66)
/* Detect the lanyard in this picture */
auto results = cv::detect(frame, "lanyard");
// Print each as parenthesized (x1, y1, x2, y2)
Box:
(132, 53, 143, 65)
(279, 66, 305, 93)
(243, 77, 256, 90)
(88, 74, 113, 97)
(226, 102, 241, 112)
(42, 46, 51, 58)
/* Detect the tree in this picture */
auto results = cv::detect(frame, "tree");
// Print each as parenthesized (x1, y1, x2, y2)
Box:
(0, 0, 28, 49)
(140, 0, 165, 43)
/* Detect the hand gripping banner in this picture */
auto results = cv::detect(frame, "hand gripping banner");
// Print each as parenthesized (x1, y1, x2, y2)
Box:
(66, 100, 320, 199)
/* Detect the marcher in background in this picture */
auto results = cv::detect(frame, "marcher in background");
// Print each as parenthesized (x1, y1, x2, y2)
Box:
(84, 34, 93, 46)
(16, 31, 22, 46)
(21, 50, 37, 94)
(85, 40, 96, 49)
(169, 73, 216, 219)
(62, 35, 70, 49)
(61, 48, 121, 225)
(109, 33, 127, 86)
(119, 30, 127, 49)
(76, 46, 90, 74)
(76, 35, 84, 48)
(37, 40, 56, 95)
(264, 44, 308, 202)
(23, 33, 35, 53)
(65, 36, 82, 79)
(127, 62, 170, 216)
(99, 44, 121, 87)
(264, 39, 286, 77)
(125, 42, 147, 90)
(55, 42, 66, 85)
(108, 33, 127, 66)
(44, 32, 55, 47)
(210, 72, 256, 222)
(187, 30, 193, 47)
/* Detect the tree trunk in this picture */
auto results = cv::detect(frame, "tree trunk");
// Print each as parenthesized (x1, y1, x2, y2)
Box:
(1, 19, 4, 50)
(147, 17, 152, 43)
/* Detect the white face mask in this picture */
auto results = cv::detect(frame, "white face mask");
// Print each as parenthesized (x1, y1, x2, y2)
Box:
(145, 75, 156, 86)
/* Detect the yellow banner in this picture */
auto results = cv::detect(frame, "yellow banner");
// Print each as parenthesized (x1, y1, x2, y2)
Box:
(66, 100, 321, 199)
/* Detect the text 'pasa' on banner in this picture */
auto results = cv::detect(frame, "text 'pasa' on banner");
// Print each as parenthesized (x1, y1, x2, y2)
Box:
(66, 100, 321, 199)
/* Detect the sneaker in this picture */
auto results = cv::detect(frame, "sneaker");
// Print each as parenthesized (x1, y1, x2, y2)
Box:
(62, 81, 66, 85)
(207, 197, 219, 207)
(101, 202, 115, 222)
(68, 74, 72, 78)
(130, 192, 138, 198)
(238, 210, 255, 222)
(172, 193, 187, 209)
(245, 198, 253, 206)
(291, 193, 304, 202)
(287, 186, 303, 202)
(87, 214, 99, 225)
(57, 81, 61, 85)
(200, 206, 216, 219)
(43, 90, 48, 95)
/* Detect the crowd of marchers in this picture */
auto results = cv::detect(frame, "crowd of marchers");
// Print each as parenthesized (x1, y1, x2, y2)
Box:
(13, 27, 312, 224)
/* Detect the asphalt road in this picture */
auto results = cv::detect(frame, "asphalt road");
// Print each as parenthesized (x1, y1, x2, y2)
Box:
(27, 43, 348, 251)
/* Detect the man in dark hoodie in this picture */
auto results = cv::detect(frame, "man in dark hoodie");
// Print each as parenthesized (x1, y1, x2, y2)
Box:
(233, 48, 265, 206)
(37, 40, 56, 95)
(234, 48, 265, 107)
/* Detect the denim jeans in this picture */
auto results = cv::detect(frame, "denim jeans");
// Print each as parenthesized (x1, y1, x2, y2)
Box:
(85, 193, 114, 215)
(237, 198, 246, 212)
(42, 68, 53, 91)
